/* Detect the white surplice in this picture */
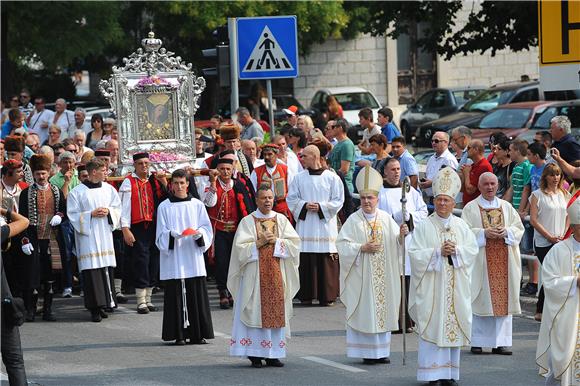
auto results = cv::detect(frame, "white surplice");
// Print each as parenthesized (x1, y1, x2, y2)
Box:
(337, 209, 401, 359)
(67, 182, 121, 271)
(409, 213, 478, 382)
(462, 196, 524, 349)
(286, 169, 344, 253)
(227, 210, 300, 359)
(536, 237, 580, 386)
(155, 196, 213, 280)
(378, 186, 428, 275)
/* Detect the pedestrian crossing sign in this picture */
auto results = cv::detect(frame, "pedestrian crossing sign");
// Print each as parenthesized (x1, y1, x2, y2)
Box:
(236, 16, 298, 80)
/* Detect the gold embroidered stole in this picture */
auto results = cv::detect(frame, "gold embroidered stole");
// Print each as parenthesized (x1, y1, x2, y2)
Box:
(479, 206, 509, 316)
(254, 216, 285, 328)
(573, 252, 580, 382)
(363, 213, 387, 330)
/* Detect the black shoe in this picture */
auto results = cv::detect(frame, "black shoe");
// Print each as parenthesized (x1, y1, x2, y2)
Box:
(470, 346, 483, 354)
(265, 358, 284, 367)
(362, 358, 376, 365)
(249, 356, 263, 368)
(91, 310, 102, 323)
(491, 346, 512, 355)
(520, 283, 537, 295)
(428, 381, 444, 385)
(116, 293, 128, 304)
(189, 338, 208, 345)
(137, 304, 150, 314)
(147, 304, 158, 312)
(375, 357, 390, 364)
(99, 308, 109, 318)
(219, 290, 230, 309)
(175, 339, 186, 346)
(444, 380, 458, 386)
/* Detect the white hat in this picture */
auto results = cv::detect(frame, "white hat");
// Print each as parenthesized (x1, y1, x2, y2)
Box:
(432, 166, 461, 199)
(567, 197, 580, 225)
(282, 109, 295, 116)
(356, 165, 383, 196)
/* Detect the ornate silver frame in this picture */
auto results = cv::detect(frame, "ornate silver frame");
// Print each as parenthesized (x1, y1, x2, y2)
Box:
(99, 32, 206, 172)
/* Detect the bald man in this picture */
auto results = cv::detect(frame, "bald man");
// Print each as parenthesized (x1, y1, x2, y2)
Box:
(462, 172, 524, 355)
(241, 139, 264, 168)
(287, 145, 344, 306)
(461, 139, 493, 206)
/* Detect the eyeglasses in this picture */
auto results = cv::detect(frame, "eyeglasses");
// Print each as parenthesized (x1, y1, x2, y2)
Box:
(19, 95, 29, 99)
(431, 139, 447, 144)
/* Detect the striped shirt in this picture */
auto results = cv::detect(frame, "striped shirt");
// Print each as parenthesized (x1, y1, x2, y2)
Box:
(511, 159, 532, 209)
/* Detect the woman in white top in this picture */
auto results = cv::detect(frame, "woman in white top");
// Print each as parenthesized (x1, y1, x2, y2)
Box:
(529, 163, 570, 321)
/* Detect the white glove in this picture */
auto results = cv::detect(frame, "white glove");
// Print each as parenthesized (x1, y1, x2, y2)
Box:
(170, 230, 184, 239)
(22, 243, 34, 255)
(50, 215, 62, 226)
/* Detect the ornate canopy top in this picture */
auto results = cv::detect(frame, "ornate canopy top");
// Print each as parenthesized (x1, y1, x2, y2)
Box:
(112, 31, 193, 76)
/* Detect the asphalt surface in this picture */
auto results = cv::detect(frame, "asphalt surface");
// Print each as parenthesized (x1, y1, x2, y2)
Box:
(2, 283, 546, 386)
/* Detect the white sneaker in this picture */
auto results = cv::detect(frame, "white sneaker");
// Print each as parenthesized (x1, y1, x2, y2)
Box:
(62, 287, 73, 298)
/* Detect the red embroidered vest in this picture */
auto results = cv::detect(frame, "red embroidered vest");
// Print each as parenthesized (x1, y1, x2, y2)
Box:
(254, 163, 292, 221)
(207, 183, 240, 232)
(128, 175, 161, 224)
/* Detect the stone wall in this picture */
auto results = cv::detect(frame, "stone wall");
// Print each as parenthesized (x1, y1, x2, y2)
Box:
(293, 35, 388, 108)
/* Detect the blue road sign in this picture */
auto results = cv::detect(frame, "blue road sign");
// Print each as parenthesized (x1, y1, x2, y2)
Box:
(236, 16, 298, 80)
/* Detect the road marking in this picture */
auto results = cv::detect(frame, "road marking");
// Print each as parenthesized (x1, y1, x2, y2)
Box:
(214, 331, 231, 339)
(301, 356, 367, 373)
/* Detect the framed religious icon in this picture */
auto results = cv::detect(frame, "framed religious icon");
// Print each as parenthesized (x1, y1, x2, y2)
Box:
(99, 32, 206, 174)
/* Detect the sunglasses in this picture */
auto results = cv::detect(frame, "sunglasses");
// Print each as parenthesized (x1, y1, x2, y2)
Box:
(431, 139, 447, 144)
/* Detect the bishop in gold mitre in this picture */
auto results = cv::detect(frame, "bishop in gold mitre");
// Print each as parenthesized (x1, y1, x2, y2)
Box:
(408, 166, 478, 385)
(336, 165, 405, 364)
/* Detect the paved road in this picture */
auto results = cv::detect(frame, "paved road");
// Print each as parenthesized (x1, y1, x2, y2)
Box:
(3, 284, 545, 386)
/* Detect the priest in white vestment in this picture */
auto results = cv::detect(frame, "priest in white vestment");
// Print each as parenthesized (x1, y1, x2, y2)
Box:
(462, 172, 524, 355)
(286, 145, 344, 306)
(378, 157, 428, 332)
(536, 198, 580, 386)
(337, 165, 405, 364)
(67, 158, 121, 322)
(156, 169, 214, 345)
(228, 186, 300, 368)
(408, 167, 478, 385)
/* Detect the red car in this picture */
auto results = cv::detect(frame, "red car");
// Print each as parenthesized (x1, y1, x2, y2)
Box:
(469, 101, 557, 141)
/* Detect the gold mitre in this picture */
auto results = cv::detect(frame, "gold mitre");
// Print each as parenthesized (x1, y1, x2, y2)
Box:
(147, 93, 170, 106)
(567, 197, 580, 225)
(356, 165, 383, 196)
(432, 166, 461, 198)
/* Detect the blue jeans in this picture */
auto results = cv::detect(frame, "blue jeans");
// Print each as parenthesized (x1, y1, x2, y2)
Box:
(57, 220, 75, 289)
(519, 221, 534, 255)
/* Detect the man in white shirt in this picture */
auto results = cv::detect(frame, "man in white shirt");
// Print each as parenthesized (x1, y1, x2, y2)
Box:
(65, 108, 91, 139)
(241, 139, 264, 169)
(51, 99, 74, 133)
(419, 131, 458, 202)
(357, 108, 382, 155)
(26, 97, 54, 144)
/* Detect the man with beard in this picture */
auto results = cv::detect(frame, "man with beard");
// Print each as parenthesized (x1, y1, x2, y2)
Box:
(18, 154, 65, 322)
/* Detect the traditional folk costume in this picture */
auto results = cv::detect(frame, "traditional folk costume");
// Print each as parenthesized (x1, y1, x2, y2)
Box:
(201, 157, 256, 308)
(462, 196, 524, 353)
(227, 209, 300, 364)
(378, 181, 428, 331)
(119, 153, 168, 313)
(250, 144, 294, 222)
(18, 155, 65, 322)
(337, 166, 402, 361)
(286, 167, 344, 305)
(156, 193, 214, 344)
(67, 178, 121, 321)
(4, 136, 33, 186)
(408, 168, 479, 383)
(536, 199, 580, 386)
(1, 160, 28, 293)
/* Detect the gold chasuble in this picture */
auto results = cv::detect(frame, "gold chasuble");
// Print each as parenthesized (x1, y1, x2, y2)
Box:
(254, 216, 285, 328)
(337, 209, 402, 334)
(479, 207, 509, 316)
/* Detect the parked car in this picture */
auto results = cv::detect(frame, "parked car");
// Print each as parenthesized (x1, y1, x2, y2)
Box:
(309, 87, 382, 127)
(469, 101, 556, 142)
(218, 94, 313, 127)
(517, 99, 580, 143)
(414, 80, 542, 146)
(400, 86, 484, 141)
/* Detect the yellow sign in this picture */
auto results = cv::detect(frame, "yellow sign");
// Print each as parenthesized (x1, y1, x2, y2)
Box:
(539, 0, 580, 65)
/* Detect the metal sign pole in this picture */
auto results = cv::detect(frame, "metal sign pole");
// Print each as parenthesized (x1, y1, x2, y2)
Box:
(266, 79, 274, 136)
(228, 18, 239, 116)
